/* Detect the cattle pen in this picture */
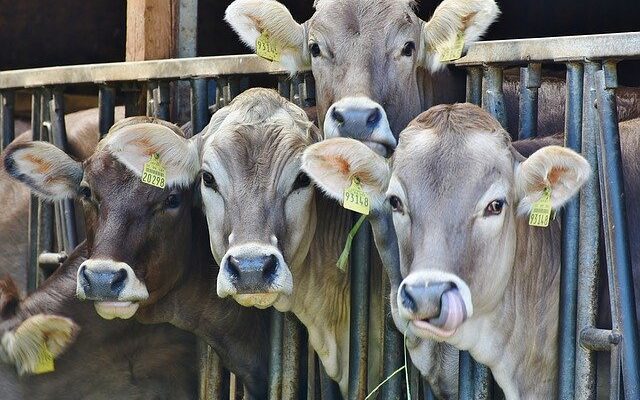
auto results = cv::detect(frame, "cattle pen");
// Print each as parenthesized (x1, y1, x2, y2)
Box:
(0, 27, 639, 400)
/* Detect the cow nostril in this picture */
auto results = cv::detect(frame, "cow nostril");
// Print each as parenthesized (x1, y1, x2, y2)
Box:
(111, 268, 127, 292)
(262, 255, 278, 282)
(332, 108, 345, 125)
(400, 285, 416, 313)
(366, 108, 381, 127)
(226, 256, 241, 279)
(79, 266, 90, 288)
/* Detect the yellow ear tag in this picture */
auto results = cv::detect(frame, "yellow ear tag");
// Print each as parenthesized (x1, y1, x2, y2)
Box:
(141, 153, 166, 189)
(438, 32, 465, 62)
(343, 176, 370, 216)
(529, 187, 552, 227)
(33, 343, 55, 374)
(256, 32, 281, 62)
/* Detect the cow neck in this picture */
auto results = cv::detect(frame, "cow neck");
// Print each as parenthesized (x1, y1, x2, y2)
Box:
(287, 193, 352, 390)
(137, 207, 271, 398)
(466, 217, 562, 400)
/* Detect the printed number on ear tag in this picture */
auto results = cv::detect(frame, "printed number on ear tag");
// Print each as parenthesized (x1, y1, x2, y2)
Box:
(343, 176, 370, 216)
(142, 154, 166, 189)
(256, 32, 280, 62)
(439, 32, 465, 62)
(33, 343, 55, 374)
(529, 187, 552, 227)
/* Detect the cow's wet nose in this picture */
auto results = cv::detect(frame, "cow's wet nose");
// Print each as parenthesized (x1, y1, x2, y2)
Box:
(78, 265, 128, 300)
(330, 104, 381, 140)
(400, 281, 454, 320)
(225, 254, 280, 293)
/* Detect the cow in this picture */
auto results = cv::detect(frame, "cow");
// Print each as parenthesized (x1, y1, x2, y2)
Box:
(1, 107, 125, 290)
(301, 104, 640, 399)
(0, 250, 199, 400)
(1, 117, 271, 398)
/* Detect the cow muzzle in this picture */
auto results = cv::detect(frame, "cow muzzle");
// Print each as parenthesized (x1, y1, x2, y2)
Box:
(76, 259, 149, 320)
(324, 97, 396, 157)
(217, 243, 293, 309)
(397, 271, 473, 338)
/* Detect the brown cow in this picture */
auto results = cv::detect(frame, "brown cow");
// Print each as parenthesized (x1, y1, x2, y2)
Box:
(302, 105, 640, 398)
(0, 249, 198, 400)
(2, 117, 271, 398)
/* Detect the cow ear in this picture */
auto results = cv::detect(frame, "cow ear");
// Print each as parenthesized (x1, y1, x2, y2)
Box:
(225, 0, 309, 73)
(420, 0, 500, 72)
(302, 138, 390, 210)
(0, 314, 79, 375)
(3, 141, 83, 201)
(104, 122, 200, 188)
(515, 146, 591, 214)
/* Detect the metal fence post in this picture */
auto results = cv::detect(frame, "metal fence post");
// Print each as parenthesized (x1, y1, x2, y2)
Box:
(575, 60, 602, 400)
(154, 81, 171, 121)
(466, 67, 483, 107)
(0, 90, 15, 151)
(282, 313, 304, 399)
(190, 78, 209, 136)
(27, 90, 42, 293)
(482, 65, 507, 133)
(269, 309, 284, 400)
(557, 61, 584, 400)
(517, 63, 541, 139)
(98, 85, 116, 138)
(595, 62, 640, 399)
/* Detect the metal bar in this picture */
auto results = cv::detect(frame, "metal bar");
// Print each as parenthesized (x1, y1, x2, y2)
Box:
(26, 91, 42, 294)
(595, 63, 640, 399)
(482, 65, 508, 132)
(319, 367, 341, 400)
(98, 85, 116, 138)
(517, 63, 541, 139)
(574, 61, 602, 400)
(0, 90, 15, 151)
(348, 218, 371, 400)
(269, 309, 284, 400)
(282, 313, 303, 400)
(409, 363, 422, 400)
(146, 82, 157, 117)
(190, 78, 209, 135)
(154, 81, 170, 120)
(465, 67, 483, 106)
(122, 83, 143, 117)
(579, 328, 621, 352)
(49, 88, 78, 252)
(458, 351, 474, 399)
(381, 275, 403, 400)
(557, 61, 584, 400)
(199, 340, 229, 400)
(454, 31, 640, 66)
(473, 361, 493, 400)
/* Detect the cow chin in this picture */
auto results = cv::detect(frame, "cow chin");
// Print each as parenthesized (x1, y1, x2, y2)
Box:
(397, 270, 474, 341)
(94, 301, 139, 320)
(233, 293, 280, 309)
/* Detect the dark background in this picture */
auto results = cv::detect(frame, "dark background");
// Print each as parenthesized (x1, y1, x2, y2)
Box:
(0, 0, 638, 70)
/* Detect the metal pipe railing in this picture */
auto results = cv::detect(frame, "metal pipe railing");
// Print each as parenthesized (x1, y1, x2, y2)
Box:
(517, 63, 541, 140)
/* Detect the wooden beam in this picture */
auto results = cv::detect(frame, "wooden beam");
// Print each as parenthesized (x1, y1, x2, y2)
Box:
(126, 0, 176, 61)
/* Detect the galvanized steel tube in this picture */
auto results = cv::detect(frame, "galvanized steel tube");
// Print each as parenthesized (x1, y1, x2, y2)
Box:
(482, 65, 507, 131)
(0, 90, 15, 151)
(466, 67, 483, 107)
(282, 313, 303, 400)
(98, 85, 116, 138)
(574, 61, 602, 400)
(517, 63, 541, 139)
(269, 309, 284, 400)
(190, 78, 209, 135)
(154, 81, 170, 121)
(26, 91, 42, 293)
(557, 62, 583, 400)
(595, 64, 640, 398)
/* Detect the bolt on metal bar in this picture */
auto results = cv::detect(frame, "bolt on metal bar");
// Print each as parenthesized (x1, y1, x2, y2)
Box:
(517, 63, 541, 139)
(466, 67, 483, 106)
(190, 78, 209, 136)
(0, 90, 15, 151)
(574, 60, 602, 400)
(579, 328, 621, 352)
(557, 61, 584, 400)
(26, 91, 42, 294)
(595, 64, 640, 399)
(482, 65, 508, 133)
(49, 88, 78, 252)
(348, 217, 371, 400)
(269, 308, 284, 400)
(98, 85, 116, 138)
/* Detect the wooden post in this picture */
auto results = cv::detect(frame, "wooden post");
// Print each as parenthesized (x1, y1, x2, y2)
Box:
(126, 0, 176, 61)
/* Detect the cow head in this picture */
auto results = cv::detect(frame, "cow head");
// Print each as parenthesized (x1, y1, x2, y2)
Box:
(200, 88, 320, 310)
(3, 118, 200, 320)
(226, 0, 499, 154)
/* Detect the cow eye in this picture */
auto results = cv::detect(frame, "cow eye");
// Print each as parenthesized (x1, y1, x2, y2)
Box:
(202, 171, 218, 191)
(292, 172, 311, 191)
(165, 193, 181, 209)
(484, 199, 505, 216)
(309, 42, 321, 58)
(401, 41, 415, 57)
(79, 185, 92, 200)
(389, 195, 404, 213)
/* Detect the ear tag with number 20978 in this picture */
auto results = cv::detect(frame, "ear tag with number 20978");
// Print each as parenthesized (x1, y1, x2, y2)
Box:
(529, 187, 552, 227)
(141, 154, 166, 189)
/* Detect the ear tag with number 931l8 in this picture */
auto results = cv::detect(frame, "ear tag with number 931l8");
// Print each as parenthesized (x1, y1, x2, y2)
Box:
(343, 176, 370, 216)
(438, 32, 465, 62)
(142, 154, 166, 189)
(529, 187, 552, 227)
(256, 32, 281, 62)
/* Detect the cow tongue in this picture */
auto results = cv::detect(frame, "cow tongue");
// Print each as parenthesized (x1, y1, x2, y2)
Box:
(427, 288, 467, 331)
